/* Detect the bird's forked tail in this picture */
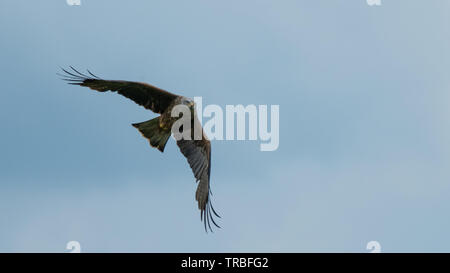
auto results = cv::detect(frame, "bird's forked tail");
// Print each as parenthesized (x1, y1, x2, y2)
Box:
(132, 117, 171, 152)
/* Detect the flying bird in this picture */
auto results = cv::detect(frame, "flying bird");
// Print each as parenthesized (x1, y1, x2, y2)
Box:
(59, 67, 220, 232)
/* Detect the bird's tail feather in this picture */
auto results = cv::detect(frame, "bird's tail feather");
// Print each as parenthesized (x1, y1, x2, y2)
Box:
(132, 117, 171, 152)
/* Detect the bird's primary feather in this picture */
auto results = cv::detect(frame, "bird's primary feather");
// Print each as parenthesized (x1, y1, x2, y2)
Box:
(59, 66, 177, 114)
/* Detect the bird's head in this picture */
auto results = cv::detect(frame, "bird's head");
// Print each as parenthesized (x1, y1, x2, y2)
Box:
(181, 97, 196, 111)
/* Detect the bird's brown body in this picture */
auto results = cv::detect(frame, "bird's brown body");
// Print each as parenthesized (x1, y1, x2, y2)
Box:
(159, 96, 187, 130)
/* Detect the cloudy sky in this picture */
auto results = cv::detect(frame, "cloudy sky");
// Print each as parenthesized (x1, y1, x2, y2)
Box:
(0, 0, 449, 252)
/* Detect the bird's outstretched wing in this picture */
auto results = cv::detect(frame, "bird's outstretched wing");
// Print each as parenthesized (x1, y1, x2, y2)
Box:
(177, 125, 220, 232)
(59, 67, 178, 114)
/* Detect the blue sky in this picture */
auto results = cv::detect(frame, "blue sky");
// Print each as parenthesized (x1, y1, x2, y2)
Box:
(0, 0, 449, 252)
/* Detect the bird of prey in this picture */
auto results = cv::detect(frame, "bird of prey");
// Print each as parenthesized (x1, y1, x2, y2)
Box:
(59, 67, 220, 232)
